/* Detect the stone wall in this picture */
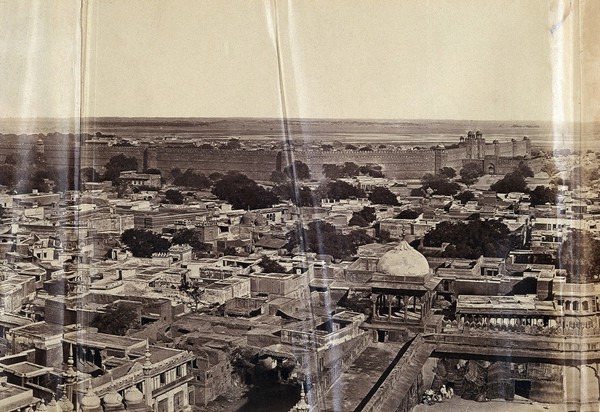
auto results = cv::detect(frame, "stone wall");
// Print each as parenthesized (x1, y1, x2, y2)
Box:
(0, 135, 534, 182)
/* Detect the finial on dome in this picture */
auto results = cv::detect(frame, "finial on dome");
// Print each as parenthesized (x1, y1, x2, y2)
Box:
(68, 344, 73, 365)
(401, 226, 406, 241)
(143, 339, 152, 369)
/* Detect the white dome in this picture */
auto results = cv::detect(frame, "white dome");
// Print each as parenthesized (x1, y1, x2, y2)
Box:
(124, 386, 144, 404)
(103, 390, 123, 408)
(80, 384, 101, 409)
(47, 397, 63, 412)
(57, 395, 74, 412)
(376, 241, 430, 277)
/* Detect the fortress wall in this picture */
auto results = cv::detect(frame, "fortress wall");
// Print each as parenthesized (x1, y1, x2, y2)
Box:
(496, 143, 514, 157)
(513, 140, 529, 156)
(0, 134, 535, 184)
(441, 147, 469, 171)
(294, 149, 438, 179)
(150, 147, 279, 180)
(40, 144, 80, 170)
(483, 145, 496, 157)
(80, 145, 147, 171)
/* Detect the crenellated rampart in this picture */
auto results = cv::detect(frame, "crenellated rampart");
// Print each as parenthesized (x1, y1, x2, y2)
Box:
(0, 133, 534, 181)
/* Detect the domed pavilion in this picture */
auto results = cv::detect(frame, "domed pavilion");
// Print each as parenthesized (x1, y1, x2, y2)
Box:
(368, 239, 440, 341)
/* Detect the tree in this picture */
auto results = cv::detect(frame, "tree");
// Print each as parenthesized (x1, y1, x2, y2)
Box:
(515, 162, 534, 178)
(421, 174, 460, 196)
(454, 191, 475, 205)
(345, 144, 358, 150)
(424, 220, 519, 259)
(348, 229, 374, 248)
(558, 230, 600, 283)
(173, 170, 211, 189)
(359, 146, 373, 151)
(212, 172, 280, 210)
(179, 277, 205, 312)
(439, 167, 456, 179)
(396, 209, 421, 219)
(318, 180, 366, 200)
(368, 186, 399, 205)
(529, 186, 557, 206)
(283, 160, 311, 180)
(0, 164, 16, 187)
(349, 214, 369, 227)
(359, 164, 384, 178)
(341, 162, 360, 177)
(459, 163, 483, 186)
(121, 229, 170, 257)
(258, 256, 286, 273)
(322, 164, 343, 179)
(354, 206, 376, 224)
(164, 189, 184, 204)
(490, 171, 528, 193)
(208, 172, 223, 182)
(103, 154, 138, 184)
(269, 170, 287, 184)
(287, 221, 357, 260)
(91, 302, 140, 335)
(273, 183, 317, 207)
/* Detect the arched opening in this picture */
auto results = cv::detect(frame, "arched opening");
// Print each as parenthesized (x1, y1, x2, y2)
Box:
(488, 163, 496, 175)
(573, 301, 580, 311)
(583, 301, 590, 311)
(565, 301, 571, 310)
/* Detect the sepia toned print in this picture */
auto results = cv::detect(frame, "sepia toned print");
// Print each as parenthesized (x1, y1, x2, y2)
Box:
(1, 1, 599, 411)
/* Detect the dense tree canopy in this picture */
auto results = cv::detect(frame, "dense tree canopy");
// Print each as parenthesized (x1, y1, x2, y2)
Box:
(557, 230, 600, 283)
(454, 190, 475, 205)
(439, 167, 457, 179)
(212, 172, 279, 210)
(368, 186, 398, 205)
(171, 169, 211, 189)
(359, 164, 384, 178)
(283, 160, 311, 180)
(91, 302, 140, 335)
(396, 209, 422, 219)
(104, 154, 139, 185)
(349, 207, 376, 227)
(164, 189, 184, 204)
(273, 183, 317, 207)
(318, 180, 366, 200)
(420, 174, 461, 196)
(424, 220, 519, 259)
(121, 228, 170, 257)
(490, 170, 528, 193)
(458, 163, 484, 186)
(286, 220, 357, 260)
(529, 186, 557, 206)
(322, 162, 383, 179)
(258, 256, 287, 273)
(269, 170, 287, 184)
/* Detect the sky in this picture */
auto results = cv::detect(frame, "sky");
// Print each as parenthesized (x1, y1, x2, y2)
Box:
(0, 0, 598, 123)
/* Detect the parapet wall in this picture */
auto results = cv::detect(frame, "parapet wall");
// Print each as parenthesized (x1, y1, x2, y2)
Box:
(0, 134, 533, 181)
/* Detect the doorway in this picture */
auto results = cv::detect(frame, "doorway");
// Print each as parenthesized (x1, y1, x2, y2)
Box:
(514, 380, 531, 398)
